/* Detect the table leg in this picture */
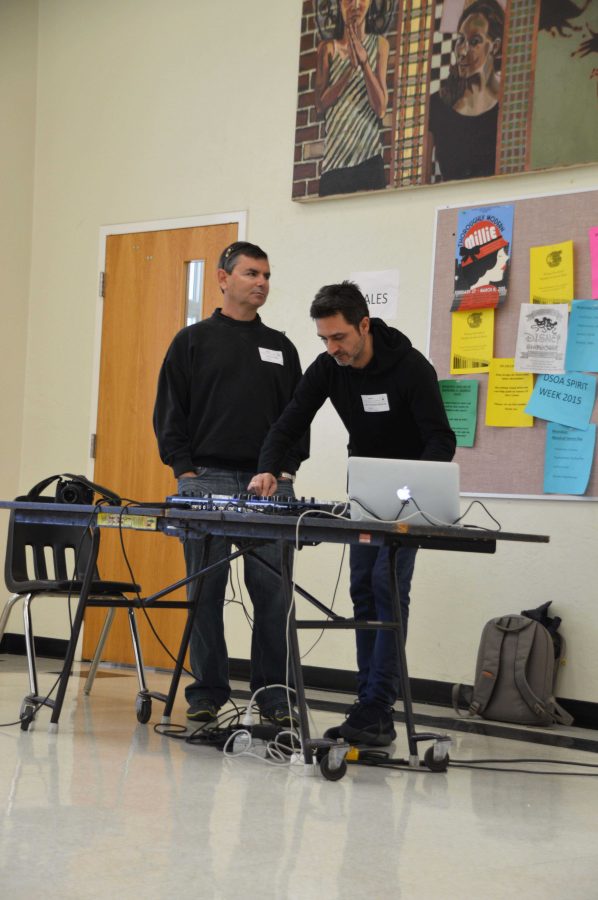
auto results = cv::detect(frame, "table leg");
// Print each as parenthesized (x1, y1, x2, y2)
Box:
(279, 540, 314, 765)
(49, 527, 102, 729)
(388, 543, 418, 762)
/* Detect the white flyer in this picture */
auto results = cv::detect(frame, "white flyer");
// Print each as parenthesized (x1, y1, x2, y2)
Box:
(514, 303, 568, 374)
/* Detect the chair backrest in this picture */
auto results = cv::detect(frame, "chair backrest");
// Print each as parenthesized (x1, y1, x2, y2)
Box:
(4, 511, 99, 594)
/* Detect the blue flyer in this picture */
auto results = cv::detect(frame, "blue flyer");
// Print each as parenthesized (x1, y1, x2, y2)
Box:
(544, 422, 596, 495)
(565, 300, 598, 373)
(525, 372, 596, 429)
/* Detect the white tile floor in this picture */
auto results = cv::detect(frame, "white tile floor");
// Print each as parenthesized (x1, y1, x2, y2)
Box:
(1, 654, 597, 900)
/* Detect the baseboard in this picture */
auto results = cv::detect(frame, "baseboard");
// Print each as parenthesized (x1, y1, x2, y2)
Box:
(2, 637, 595, 730)
(0, 633, 68, 660)
(229, 659, 598, 731)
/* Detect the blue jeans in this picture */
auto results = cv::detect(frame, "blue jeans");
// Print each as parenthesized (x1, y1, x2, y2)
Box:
(177, 468, 295, 710)
(350, 544, 418, 709)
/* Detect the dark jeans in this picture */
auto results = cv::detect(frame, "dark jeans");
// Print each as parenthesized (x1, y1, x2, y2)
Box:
(350, 544, 418, 709)
(177, 468, 295, 710)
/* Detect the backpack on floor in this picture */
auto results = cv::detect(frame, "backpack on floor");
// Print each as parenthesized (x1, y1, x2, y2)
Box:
(452, 602, 573, 727)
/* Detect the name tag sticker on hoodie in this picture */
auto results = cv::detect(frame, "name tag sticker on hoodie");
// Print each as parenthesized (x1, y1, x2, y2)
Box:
(259, 347, 284, 365)
(362, 393, 390, 412)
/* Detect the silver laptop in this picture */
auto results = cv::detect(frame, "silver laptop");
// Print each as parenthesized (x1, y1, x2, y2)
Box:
(347, 457, 460, 527)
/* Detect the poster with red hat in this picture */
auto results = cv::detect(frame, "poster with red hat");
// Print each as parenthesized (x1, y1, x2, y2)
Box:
(452, 204, 514, 311)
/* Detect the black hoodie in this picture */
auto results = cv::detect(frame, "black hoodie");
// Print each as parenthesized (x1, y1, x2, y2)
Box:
(258, 318, 455, 474)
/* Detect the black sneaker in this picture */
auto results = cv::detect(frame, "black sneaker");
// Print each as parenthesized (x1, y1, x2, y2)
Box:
(337, 703, 396, 747)
(322, 725, 344, 741)
(323, 700, 364, 742)
(323, 700, 363, 742)
(186, 699, 220, 722)
(259, 704, 299, 729)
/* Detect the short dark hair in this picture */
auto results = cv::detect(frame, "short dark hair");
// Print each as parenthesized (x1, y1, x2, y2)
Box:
(458, 0, 504, 68)
(218, 241, 268, 274)
(331, 0, 390, 39)
(310, 281, 370, 328)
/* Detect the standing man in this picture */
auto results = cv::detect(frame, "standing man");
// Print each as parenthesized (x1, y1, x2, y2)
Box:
(249, 281, 455, 746)
(154, 242, 308, 725)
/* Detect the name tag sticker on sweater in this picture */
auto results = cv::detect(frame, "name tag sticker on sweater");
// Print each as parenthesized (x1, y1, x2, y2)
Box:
(259, 348, 284, 365)
(362, 393, 389, 412)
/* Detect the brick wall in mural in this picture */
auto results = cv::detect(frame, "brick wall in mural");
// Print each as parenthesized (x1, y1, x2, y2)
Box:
(291, 0, 598, 201)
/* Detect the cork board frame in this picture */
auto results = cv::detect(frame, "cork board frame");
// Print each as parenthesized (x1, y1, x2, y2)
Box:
(428, 188, 598, 499)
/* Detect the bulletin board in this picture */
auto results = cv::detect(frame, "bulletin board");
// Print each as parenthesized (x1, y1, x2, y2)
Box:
(428, 188, 598, 499)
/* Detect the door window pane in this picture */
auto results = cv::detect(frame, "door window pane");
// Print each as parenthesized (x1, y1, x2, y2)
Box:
(186, 260, 205, 325)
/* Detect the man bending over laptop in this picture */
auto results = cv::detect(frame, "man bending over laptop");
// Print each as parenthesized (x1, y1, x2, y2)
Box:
(248, 281, 455, 747)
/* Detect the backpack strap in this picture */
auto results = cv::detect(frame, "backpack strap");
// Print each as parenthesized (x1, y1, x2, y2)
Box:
(512, 621, 550, 720)
(552, 633, 566, 690)
(550, 699, 574, 726)
(467, 623, 507, 716)
(511, 622, 575, 726)
(451, 683, 475, 717)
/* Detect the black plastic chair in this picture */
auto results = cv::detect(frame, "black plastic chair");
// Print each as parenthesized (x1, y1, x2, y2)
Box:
(0, 511, 149, 729)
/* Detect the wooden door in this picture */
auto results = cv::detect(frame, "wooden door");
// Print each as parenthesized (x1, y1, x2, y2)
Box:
(82, 222, 238, 667)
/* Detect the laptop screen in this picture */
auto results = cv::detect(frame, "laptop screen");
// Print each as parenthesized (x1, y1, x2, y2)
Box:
(347, 457, 460, 527)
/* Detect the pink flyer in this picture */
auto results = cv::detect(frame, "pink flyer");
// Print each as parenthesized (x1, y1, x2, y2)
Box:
(590, 227, 598, 299)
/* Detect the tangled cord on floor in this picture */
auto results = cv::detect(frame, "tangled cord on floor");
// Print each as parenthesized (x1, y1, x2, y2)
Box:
(154, 698, 304, 767)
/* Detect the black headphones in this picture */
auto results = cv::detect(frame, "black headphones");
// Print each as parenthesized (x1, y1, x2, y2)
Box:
(20, 473, 121, 505)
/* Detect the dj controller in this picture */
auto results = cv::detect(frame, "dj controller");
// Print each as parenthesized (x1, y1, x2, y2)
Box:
(166, 493, 347, 517)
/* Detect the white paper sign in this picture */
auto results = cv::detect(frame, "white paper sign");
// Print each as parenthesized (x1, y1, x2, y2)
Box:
(514, 304, 568, 374)
(350, 269, 399, 321)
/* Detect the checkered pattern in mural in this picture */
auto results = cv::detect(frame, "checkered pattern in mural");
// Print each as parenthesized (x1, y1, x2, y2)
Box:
(497, 0, 535, 175)
(391, 0, 435, 187)
(427, 1, 453, 184)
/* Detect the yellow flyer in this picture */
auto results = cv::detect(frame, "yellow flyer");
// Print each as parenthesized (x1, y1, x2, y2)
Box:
(529, 240, 574, 304)
(450, 308, 494, 374)
(485, 358, 534, 427)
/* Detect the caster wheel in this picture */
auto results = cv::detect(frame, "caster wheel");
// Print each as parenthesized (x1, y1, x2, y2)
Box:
(136, 694, 152, 724)
(20, 701, 35, 731)
(320, 752, 348, 782)
(424, 745, 449, 772)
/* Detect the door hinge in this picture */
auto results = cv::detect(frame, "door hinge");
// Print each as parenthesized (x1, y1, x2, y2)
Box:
(99, 271, 105, 297)
(90, 433, 97, 459)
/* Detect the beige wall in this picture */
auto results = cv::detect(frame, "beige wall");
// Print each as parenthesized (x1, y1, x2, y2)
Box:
(0, 0, 37, 613)
(3, 0, 597, 703)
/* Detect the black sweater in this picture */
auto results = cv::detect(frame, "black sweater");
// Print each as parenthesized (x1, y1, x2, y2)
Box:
(258, 318, 455, 474)
(153, 309, 309, 477)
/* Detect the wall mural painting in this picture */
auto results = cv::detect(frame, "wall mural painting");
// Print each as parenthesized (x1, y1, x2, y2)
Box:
(292, 0, 598, 200)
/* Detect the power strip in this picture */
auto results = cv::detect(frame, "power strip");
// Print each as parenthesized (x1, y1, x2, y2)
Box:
(232, 731, 271, 757)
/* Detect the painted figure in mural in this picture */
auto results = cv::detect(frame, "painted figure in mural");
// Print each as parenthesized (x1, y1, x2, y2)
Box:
(539, 0, 598, 68)
(539, 0, 592, 37)
(426, 0, 504, 182)
(573, 26, 598, 58)
(315, 0, 390, 196)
